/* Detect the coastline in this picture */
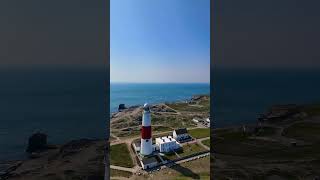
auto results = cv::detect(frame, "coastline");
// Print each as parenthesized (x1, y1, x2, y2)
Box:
(1, 94, 209, 179)
(212, 103, 320, 179)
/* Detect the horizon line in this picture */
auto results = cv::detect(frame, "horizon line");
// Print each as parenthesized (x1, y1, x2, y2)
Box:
(110, 81, 210, 84)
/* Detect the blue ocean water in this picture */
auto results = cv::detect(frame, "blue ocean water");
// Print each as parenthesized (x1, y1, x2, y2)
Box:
(213, 68, 320, 127)
(2, 67, 320, 161)
(110, 83, 210, 113)
(0, 68, 106, 161)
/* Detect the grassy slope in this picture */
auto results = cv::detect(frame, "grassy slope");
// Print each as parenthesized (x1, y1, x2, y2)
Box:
(178, 143, 207, 157)
(110, 169, 132, 178)
(110, 143, 134, 168)
(202, 139, 210, 148)
(189, 128, 210, 139)
(283, 122, 320, 142)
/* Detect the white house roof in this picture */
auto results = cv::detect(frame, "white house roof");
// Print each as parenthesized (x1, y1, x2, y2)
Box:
(156, 136, 176, 143)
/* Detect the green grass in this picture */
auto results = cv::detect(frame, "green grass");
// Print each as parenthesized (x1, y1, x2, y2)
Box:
(110, 169, 132, 178)
(115, 129, 140, 138)
(152, 126, 172, 132)
(178, 143, 207, 157)
(110, 143, 134, 168)
(202, 139, 210, 148)
(152, 115, 196, 128)
(189, 128, 210, 139)
(166, 102, 209, 112)
(163, 151, 179, 160)
(283, 122, 320, 142)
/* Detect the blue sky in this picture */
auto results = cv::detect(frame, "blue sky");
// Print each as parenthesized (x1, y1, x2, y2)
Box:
(110, 0, 210, 83)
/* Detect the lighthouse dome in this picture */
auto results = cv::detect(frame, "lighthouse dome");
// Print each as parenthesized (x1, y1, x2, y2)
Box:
(143, 103, 150, 111)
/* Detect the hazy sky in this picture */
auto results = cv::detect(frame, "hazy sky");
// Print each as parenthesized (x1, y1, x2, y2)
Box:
(0, 0, 106, 68)
(214, 0, 320, 68)
(110, 0, 210, 83)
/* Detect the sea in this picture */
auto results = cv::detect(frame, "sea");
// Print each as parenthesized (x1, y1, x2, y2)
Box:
(0, 67, 107, 162)
(110, 83, 210, 113)
(213, 68, 320, 127)
(1, 67, 320, 162)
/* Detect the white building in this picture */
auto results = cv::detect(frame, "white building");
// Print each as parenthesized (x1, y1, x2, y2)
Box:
(173, 128, 189, 141)
(155, 136, 181, 153)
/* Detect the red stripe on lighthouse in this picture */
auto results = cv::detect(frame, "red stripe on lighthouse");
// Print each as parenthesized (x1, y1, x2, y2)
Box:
(141, 126, 151, 139)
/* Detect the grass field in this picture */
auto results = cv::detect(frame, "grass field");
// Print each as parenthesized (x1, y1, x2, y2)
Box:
(163, 151, 178, 160)
(189, 128, 210, 139)
(110, 169, 132, 178)
(178, 143, 207, 157)
(110, 143, 134, 168)
(166, 102, 209, 112)
(114, 129, 140, 138)
(202, 139, 210, 148)
(150, 156, 210, 180)
(152, 115, 196, 128)
(152, 126, 172, 132)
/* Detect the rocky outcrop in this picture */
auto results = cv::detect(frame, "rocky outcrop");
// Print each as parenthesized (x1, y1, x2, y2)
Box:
(2, 139, 106, 180)
(258, 104, 304, 123)
(26, 132, 48, 153)
(118, 104, 127, 112)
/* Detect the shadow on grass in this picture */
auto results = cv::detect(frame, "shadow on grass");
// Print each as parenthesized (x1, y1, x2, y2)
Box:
(165, 162, 200, 179)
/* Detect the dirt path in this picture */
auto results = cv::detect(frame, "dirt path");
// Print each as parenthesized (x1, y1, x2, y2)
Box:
(110, 165, 136, 173)
(197, 137, 210, 150)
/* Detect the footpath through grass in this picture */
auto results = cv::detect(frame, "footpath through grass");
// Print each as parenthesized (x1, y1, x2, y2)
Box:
(202, 139, 210, 148)
(110, 143, 134, 168)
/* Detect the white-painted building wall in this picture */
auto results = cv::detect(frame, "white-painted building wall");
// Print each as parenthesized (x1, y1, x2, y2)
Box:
(155, 136, 180, 153)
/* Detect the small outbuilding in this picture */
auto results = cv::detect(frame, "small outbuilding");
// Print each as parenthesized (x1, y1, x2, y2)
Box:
(173, 128, 189, 142)
(141, 157, 159, 169)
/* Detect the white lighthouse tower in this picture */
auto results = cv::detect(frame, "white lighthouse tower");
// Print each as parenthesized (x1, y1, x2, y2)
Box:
(140, 103, 153, 156)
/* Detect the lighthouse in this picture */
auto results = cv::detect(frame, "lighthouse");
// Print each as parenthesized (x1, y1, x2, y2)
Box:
(140, 103, 153, 156)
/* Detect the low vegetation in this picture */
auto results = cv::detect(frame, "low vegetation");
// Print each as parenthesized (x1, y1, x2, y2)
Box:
(283, 122, 320, 142)
(151, 156, 210, 180)
(202, 139, 210, 148)
(178, 143, 207, 157)
(110, 169, 132, 178)
(189, 128, 210, 139)
(152, 114, 197, 128)
(152, 126, 172, 132)
(110, 143, 134, 168)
